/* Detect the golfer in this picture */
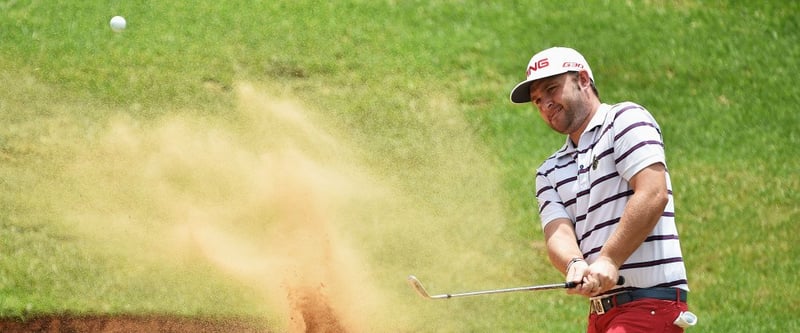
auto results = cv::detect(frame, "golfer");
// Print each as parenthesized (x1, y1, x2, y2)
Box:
(509, 47, 691, 332)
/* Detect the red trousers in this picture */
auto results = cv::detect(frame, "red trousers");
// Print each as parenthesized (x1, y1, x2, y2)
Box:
(587, 299, 689, 333)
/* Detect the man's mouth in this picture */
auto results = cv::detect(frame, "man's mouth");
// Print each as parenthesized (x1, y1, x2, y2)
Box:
(548, 106, 562, 122)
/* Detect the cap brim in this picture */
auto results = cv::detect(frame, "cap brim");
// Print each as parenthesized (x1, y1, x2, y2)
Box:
(510, 79, 535, 104)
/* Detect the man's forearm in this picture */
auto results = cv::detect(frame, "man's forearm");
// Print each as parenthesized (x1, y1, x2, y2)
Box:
(544, 218, 584, 275)
(598, 165, 669, 267)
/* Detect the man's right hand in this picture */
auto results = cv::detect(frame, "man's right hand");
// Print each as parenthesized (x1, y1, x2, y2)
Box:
(566, 258, 594, 296)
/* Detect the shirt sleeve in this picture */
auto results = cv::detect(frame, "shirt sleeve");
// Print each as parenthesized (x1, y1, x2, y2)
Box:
(611, 104, 666, 181)
(535, 171, 571, 229)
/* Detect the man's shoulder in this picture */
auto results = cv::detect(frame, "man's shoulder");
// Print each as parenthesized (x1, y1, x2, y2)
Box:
(605, 101, 661, 130)
(609, 101, 645, 109)
(608, 101, 654, 118)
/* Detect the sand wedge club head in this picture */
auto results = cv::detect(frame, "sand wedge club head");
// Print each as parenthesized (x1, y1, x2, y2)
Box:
(407, 275, 625, 300)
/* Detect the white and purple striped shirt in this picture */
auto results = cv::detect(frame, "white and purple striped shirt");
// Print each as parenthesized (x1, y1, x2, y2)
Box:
(536, 102, 688, 293)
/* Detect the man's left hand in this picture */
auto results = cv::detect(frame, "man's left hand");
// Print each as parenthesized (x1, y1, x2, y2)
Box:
(586, 256, 620, 296)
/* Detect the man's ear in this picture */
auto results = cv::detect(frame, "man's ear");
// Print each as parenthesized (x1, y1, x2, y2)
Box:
(578, 70, 592, 89)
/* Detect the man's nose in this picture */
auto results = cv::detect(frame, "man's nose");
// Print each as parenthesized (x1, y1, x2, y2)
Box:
(539, 99, 555, 113)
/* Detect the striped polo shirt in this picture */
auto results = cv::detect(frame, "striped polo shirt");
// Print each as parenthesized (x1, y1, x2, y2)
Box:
(535, 102, 689, 294)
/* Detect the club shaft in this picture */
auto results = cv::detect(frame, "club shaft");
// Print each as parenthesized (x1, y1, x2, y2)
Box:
(409, 275, 625, 300)
(430, 283, 567, 299)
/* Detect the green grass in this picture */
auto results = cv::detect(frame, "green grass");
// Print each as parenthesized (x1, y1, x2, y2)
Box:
(1, 1, 798, 332)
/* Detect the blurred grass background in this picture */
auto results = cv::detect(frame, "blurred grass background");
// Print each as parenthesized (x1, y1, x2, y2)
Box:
(1, 1, 798, 332)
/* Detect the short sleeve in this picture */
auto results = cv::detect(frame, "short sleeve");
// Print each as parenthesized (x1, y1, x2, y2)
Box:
(611, 105, 666, 181)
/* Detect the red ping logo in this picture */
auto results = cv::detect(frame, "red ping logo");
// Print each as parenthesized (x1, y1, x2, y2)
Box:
(526, 58, 549, 76)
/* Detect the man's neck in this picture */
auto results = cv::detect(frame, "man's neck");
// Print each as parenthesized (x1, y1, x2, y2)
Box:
(568, 99, 602, 145)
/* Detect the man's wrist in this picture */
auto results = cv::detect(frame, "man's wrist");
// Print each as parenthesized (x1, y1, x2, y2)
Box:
(595, 255, 620, 269)
(566, 257, 585, 272)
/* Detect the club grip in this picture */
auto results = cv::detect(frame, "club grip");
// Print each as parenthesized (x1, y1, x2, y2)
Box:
(565, 276, 625, 289)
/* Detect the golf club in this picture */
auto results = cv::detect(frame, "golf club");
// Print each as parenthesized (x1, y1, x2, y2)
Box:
(408, 275, 625, 300)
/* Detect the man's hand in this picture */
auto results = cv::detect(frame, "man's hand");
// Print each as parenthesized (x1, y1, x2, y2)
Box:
(565, 259, 592, 296)
(585, 256, 620, 296)
(567, 256, 620, 297)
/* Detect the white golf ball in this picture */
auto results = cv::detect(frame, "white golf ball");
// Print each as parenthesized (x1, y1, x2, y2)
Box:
(110, 16, 126, 32)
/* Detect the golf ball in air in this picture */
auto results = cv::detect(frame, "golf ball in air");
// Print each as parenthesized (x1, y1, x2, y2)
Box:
(110, 16, 126, 32)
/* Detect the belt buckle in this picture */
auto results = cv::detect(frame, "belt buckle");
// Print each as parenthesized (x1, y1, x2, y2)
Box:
(590, 298, 605, 315)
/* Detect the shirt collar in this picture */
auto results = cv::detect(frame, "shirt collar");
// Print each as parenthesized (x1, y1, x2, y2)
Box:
(585, 103, 611, 133)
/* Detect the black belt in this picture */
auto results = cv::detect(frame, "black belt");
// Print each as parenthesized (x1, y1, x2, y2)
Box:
(590, 288, 687, 315)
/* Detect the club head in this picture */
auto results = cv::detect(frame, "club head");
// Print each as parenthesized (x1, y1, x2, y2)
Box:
(407, 275, 433, 299)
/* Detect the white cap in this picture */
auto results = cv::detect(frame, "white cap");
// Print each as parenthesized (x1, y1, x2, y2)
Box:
(509, 47, 594, 104)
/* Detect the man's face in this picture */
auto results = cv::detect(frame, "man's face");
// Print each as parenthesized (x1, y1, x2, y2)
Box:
(529, 72, 590, 136)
